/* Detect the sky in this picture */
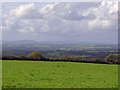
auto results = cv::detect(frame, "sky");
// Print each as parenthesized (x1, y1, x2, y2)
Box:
(1, 1, 118, 44)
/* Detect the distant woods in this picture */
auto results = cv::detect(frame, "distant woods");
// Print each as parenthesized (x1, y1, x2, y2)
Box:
(2, 51, 120, 64)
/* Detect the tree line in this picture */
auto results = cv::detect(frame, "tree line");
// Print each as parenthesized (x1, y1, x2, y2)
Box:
(2, 51, 120, 64)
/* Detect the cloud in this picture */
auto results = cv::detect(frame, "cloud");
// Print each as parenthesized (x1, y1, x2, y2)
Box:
(2, 2, 118, 44)
(62, 10, 96, 21)
(82, 1, 118, 31)
(5, 3, 43, 19)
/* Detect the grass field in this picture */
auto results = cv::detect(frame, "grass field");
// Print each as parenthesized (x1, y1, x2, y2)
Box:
(2, 60, 118, 88)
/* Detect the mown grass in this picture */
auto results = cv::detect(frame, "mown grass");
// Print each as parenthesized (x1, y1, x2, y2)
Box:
(2, 60, 118, 88)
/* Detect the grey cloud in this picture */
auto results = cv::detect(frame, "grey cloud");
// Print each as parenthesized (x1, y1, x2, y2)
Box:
(63, 10, 96, 21)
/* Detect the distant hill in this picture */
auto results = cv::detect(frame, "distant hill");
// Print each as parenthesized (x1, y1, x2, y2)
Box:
(1, 40, 118, 45)
(2, 40, 37, 44)
(2, 40, 100, 45)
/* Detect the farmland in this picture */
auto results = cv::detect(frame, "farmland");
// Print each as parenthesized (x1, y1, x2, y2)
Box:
(2, 43, 118, 59)
(2, 60, 118, 88)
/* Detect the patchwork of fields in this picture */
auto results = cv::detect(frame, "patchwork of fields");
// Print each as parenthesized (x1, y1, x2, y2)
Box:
(2, 60, 118, 88)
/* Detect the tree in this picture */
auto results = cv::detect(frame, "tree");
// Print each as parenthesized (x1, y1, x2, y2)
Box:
(27, 51, 44, 60)
(105, 54, 118, 64)
(16, 55, 27, 60)
(60, 55, 77, 61)
(2, 55, 17, 60)
(60, 55, 68, 60)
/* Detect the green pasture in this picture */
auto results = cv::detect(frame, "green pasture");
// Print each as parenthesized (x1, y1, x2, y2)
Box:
(2, 60, 118, 88)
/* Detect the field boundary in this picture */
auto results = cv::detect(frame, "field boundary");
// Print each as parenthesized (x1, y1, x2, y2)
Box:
(2, 59, 119, 65)
(1, 88, 119, 90)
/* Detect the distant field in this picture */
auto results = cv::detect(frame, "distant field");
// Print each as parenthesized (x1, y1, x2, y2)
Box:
(2, 60, 118, 88)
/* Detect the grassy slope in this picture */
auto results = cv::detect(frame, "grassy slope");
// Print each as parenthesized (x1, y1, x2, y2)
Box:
(2, 60, 118, 88)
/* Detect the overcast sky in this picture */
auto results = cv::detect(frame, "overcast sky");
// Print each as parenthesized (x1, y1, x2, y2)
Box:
(1, 2, 118, 44)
